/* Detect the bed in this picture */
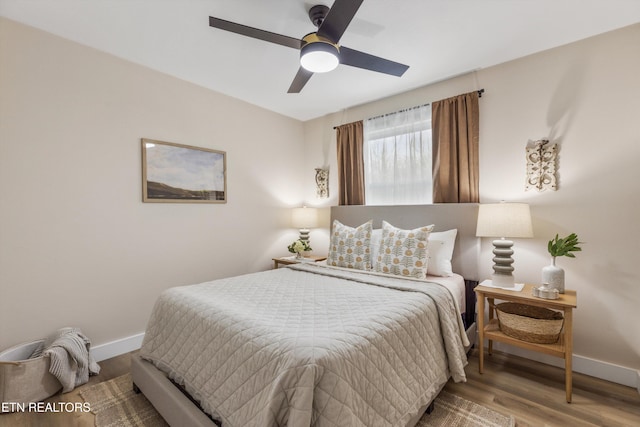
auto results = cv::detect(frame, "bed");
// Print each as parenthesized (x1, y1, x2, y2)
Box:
(132, 204, 480, 427)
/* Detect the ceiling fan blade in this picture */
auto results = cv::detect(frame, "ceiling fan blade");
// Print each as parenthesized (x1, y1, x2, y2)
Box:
(340, 46, 409, 77)
(287, 67, 314, 93)
(317, 0, 364, 43)
(209, 17, 302, 49)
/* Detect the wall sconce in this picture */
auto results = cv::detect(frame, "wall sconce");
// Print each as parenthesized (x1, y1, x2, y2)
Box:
(526, 139, 557, 191)
(315, 168, 329, 199)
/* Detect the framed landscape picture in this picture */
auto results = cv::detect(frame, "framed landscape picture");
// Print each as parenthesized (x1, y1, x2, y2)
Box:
(141, 139, 226, 203)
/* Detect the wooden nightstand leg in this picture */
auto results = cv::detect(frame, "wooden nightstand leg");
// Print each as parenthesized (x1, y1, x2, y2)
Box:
(487, 297, 494, 355)
(565, 308, 573, 403)
(477, 293, 485, 374)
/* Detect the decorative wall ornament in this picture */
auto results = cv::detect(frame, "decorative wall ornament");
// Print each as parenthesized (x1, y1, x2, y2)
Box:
(315, 168, 329, 199)
(526, 139, 557, 191)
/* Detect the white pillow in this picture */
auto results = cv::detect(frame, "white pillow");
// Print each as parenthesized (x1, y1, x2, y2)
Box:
(370, 228, 383, 265)
(427, 229, 458, 277)
(327, 220, 372, 270)
(374, 221, 434, 279)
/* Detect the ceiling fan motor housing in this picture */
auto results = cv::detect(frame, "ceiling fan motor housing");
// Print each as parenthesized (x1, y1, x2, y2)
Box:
(301, 33, 339, 50)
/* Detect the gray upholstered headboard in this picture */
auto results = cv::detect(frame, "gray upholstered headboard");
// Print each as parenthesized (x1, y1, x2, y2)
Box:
(330, 204, 480, 280)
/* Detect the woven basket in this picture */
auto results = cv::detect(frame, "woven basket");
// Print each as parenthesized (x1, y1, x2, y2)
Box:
(496, 302, 564, 344)
(0, 340, 62, 411)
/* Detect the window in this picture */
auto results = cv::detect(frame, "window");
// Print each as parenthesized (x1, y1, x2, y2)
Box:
(363, 104, 432, 205)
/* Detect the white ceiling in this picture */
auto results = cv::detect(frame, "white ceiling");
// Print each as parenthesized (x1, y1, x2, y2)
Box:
(2, 0, 640, 121)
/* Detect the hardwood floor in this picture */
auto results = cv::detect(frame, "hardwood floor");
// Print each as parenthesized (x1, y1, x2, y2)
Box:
(1, 349, 639, 426)
(444, 349, 640, 427)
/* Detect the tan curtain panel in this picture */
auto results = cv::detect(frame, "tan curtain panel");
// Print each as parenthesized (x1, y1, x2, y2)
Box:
(336, 121, 365, 205)
(432, 91, 480, 203)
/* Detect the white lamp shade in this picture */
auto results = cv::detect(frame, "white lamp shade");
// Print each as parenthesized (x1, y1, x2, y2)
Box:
(292, 207, 319, 229)
(476, 203, 534, 238)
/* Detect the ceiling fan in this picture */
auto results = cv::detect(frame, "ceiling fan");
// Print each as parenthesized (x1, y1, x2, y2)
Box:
(209, 0, 409, 93)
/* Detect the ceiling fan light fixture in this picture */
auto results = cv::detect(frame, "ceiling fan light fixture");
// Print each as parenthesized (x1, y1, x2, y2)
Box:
(300, 34, 339, 73)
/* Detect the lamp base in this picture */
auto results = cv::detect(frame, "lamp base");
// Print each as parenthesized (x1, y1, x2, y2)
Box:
(490, 238, 516, 288)
(298, 228, 310, 242)
(491, 273, 515, 288)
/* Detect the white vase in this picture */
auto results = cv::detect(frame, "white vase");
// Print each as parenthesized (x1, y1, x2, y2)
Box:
(542, 257, 565, 293)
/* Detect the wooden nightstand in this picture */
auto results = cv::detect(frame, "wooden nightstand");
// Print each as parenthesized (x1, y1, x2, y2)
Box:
(272, 255, 327, 269)
(475, 281, 577, 402)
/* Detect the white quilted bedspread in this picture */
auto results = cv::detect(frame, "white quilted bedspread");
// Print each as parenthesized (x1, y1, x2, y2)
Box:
(140, 263, 468, 427)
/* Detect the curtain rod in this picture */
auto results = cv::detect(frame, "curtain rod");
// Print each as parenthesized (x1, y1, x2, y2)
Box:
(333, 89, 484, 129)
(367, 103, 429, 122)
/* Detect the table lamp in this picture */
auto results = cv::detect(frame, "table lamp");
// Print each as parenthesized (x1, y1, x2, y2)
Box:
(291, 206, 319, 243)
(476, 202, 534, 287)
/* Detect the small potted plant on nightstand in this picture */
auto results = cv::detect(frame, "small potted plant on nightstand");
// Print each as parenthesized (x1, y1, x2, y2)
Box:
(288, 239, 312, 259)
(543, 233, 582, 293)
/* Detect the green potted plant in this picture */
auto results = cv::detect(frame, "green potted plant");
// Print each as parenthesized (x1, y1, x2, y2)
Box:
(543, 233, 582, 293)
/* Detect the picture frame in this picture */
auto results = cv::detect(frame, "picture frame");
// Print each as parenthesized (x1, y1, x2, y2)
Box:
(141, 138, 226, 203)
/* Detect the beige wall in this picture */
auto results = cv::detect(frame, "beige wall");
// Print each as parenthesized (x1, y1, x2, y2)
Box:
(0, 19, 305, 350)
(303, 24, 640, 372)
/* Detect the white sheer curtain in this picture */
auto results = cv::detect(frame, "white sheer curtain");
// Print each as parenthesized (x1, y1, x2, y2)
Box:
(363, 104, 432, 205)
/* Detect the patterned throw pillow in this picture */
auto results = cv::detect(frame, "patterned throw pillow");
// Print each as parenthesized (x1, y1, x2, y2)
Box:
(374, 221, 434, 279)
(327, 220, 372, 270)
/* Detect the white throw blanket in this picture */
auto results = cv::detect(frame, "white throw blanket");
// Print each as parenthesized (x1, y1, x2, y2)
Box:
(43, 327, 100, 392)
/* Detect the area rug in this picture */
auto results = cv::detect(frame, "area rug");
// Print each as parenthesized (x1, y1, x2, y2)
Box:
(81, 374, 514, 427)
(416, 391, 515, 427)
(80, 374, 168, 427)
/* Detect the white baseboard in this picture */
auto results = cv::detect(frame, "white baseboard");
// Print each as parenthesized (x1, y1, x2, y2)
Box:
(493, 342, 639, 389)
(91, 332, 145, 362)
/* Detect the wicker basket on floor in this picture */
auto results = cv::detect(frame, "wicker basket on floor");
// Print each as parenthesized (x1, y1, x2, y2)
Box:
(495, 302, 564, 344)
